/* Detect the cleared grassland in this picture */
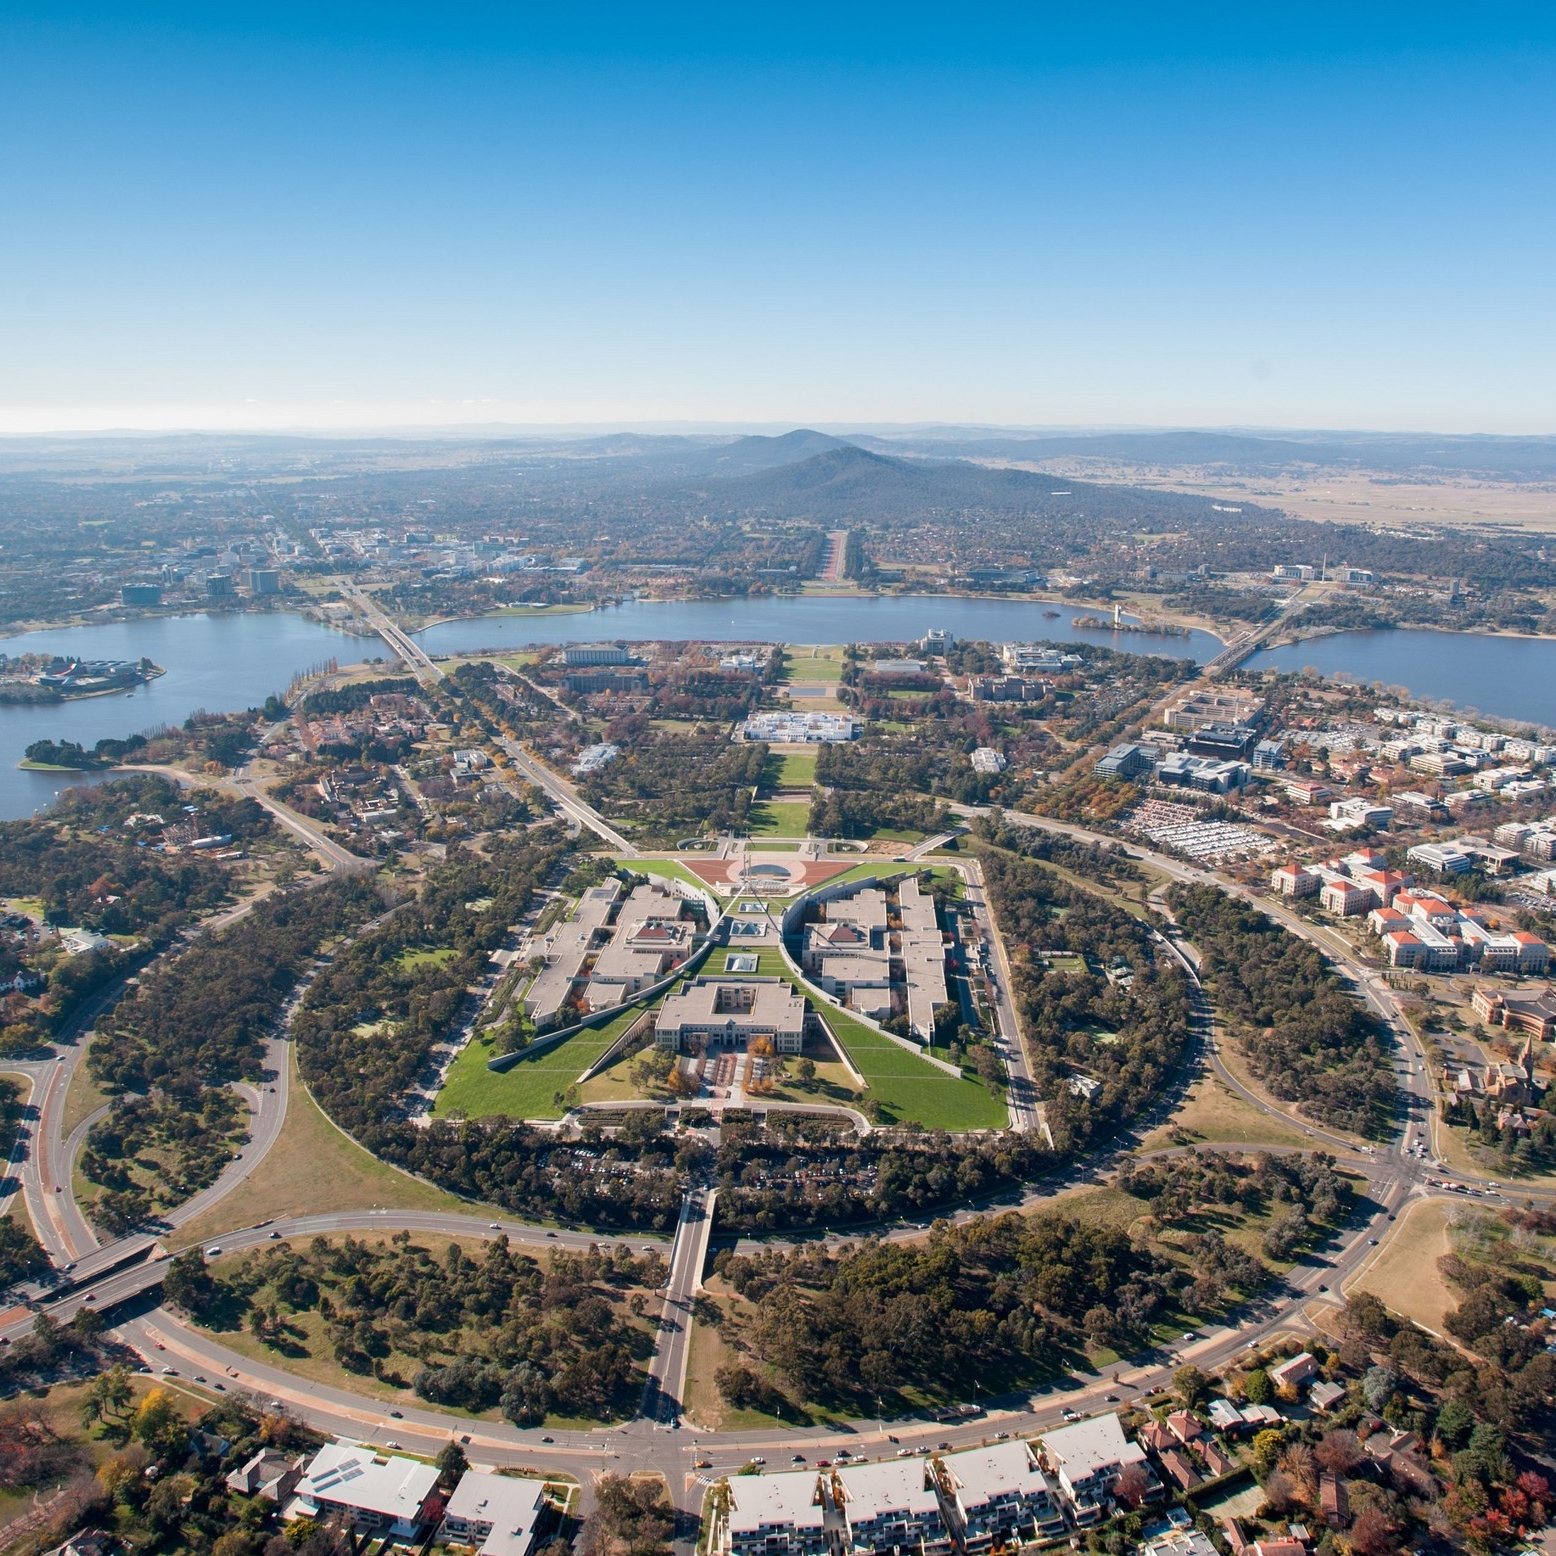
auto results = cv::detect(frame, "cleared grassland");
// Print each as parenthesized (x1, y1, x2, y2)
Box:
(1350, 1198, 1457, 1334)
(173, 1048, 477, 1248)
(1141, 1075, 1308, 1151)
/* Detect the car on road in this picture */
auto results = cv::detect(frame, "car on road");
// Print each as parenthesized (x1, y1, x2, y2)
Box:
(489, 1222, 501, 1230)
(751, 1457, 766, 1465)
(1061, 1409, 1080, 1421)
(390, 1410, 403, 1418)
(816, 1460, 830, 1468)
(205, 1246, 222, 1257)
(994, 1431, 1010, 1440)
(161, 1367, 177, 1375)
(268, 1231, 281, 1239)
(791, 1455, 806, 1464)
(695, 1459, 711, 1469)
(385, 1440, 401, 1450)
(541, 1436, 554, 1444)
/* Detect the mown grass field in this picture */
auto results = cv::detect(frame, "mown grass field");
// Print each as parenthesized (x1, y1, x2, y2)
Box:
(770, 752, 818, 787)
(742, 945, 1006, 1130)
(433, 1003, 651, 1121)
(746, 800, 812, 837)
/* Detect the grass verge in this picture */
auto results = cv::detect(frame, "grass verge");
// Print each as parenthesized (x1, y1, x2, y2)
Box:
(1348, 1198, 1457, 1334)
(173, 1048, 479, 1248)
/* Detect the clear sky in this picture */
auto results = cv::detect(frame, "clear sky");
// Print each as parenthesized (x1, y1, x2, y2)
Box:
(1, 3, 1553, 434)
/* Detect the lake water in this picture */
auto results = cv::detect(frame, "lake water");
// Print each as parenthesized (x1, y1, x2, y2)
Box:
(417, 594, 1225, 661)
(0, 597, 1215, 819)
(0, 613, 369, 819)
(1246, 628, 1556, 732)
(5, 600, 1553, 824)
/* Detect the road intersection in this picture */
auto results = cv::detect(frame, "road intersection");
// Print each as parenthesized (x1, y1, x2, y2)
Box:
(5, 638, 1540, 1551)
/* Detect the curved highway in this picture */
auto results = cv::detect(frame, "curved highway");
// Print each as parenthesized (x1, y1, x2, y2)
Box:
(1, 797, 1527, 1551)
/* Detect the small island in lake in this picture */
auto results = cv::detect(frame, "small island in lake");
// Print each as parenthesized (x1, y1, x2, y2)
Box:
(20, 732, 151, 771)
(0, 653, 164, 704)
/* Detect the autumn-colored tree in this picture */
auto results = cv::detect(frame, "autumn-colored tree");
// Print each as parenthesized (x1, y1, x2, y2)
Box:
(1349, 1505, 1396, 1555)
(1315, 1429, 1363, 1477)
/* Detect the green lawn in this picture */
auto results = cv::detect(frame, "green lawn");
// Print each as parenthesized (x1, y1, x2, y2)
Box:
(778, 652, 845, 683)
(741, 945, 1006, 1131)
(395, 946, 459, 971)
(770, 752, 818, 787)
(624, 858, 727, 899)
(746, 800, 812, 837)
(433, 1003, 650, 1121)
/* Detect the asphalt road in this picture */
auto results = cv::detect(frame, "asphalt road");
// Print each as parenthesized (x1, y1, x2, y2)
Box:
(642, 1186, 717, 1427)
(5, 771, 1535, 1553)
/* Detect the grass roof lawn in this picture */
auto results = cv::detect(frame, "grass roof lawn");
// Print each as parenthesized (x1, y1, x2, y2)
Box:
(622, 858, 730, 899)
(743, 945, 1007, 1131)
(433, 1002, 650, 1121)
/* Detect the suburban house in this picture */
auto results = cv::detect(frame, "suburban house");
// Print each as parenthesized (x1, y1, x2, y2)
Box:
(723, 1470, 829, 1556)
(226, 1449, 303, 1502)
(1269, 1353, 1319, 1392)
(442, 1471, 549, 1556)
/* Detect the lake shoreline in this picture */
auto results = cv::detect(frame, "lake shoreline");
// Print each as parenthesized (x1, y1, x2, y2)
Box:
(1266, 619, 1556, 651)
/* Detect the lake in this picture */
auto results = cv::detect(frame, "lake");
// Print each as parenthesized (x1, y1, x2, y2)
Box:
(6, 600, 1553, 825)
(417, 594, 1226, 660)
(1246, 628, 1556, 732)
(0, 613, 370, 819)
(0, 596, 1216, 819)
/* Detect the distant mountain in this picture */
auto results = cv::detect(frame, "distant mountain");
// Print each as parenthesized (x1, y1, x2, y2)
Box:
(854, 430, 1320, 467)
(693, 444, 1271, 527)
(702, 428, 857, 473)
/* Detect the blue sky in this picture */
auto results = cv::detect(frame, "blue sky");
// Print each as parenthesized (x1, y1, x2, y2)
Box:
(1, 4, 1553, 433)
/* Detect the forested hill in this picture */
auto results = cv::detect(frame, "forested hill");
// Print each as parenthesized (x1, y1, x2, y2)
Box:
(691, 444, 1274, 528)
